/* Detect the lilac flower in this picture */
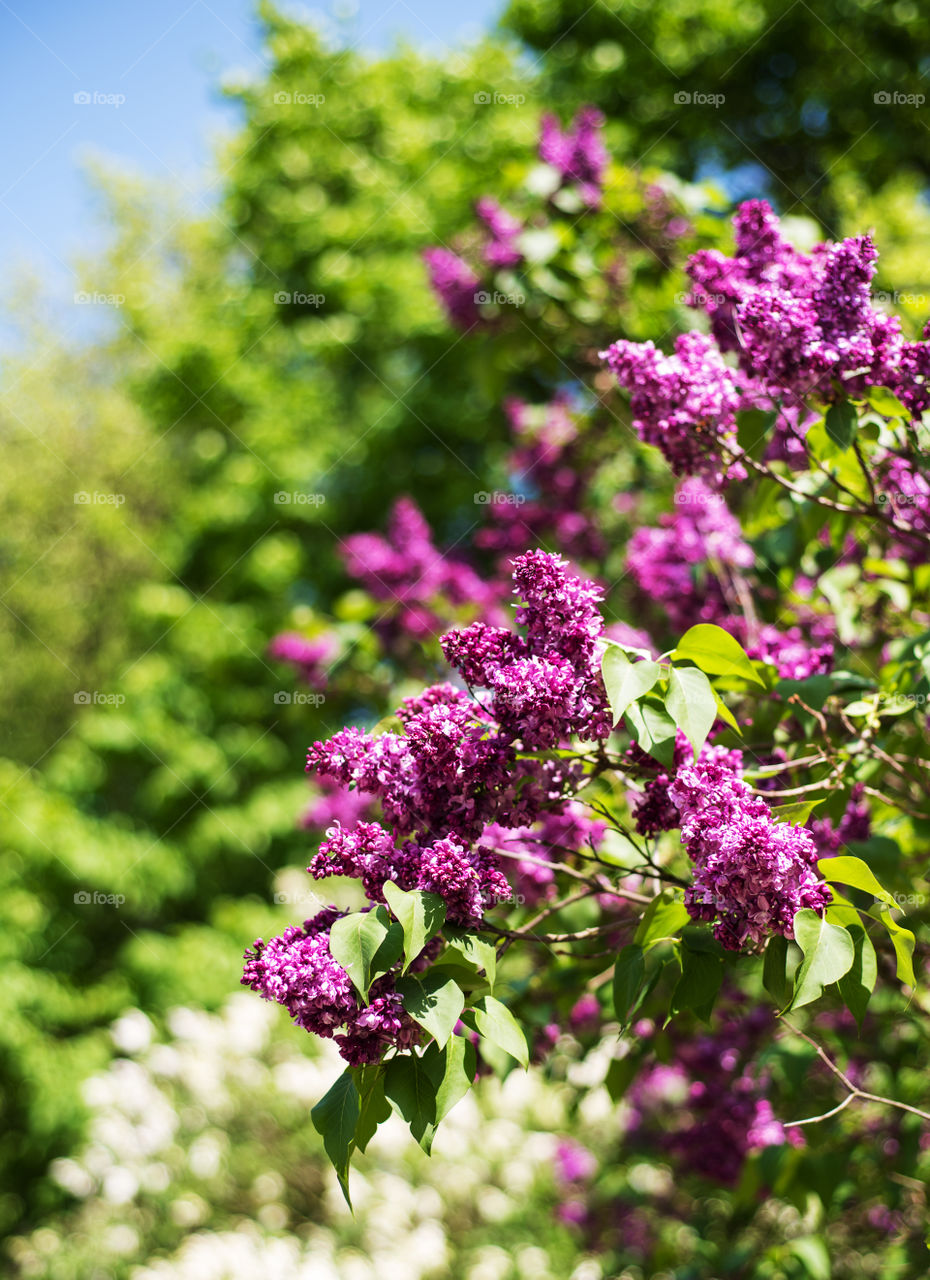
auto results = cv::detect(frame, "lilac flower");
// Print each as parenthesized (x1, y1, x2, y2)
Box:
(422, 246, 482, 329)
(241, 906, 422, 1065)
(476, 196, 523, 268)
(342, 497, 500, 641)
(601, 331, 746, 485)
(539, 106, 608, 206)
(669, 756, 831, 950)
(268, 632, 335, 689)
(625, 479, 753, 630)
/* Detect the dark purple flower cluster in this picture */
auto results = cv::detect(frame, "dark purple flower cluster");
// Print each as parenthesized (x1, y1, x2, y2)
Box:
(476, 196, 523, 268)
(877, 451, 930, 561)
(242, 906, 423, 1065)
(668, 756, 832, 950)
(342, 497, 500, 641)
(268, 631, 336, 689)
(308, 819, 511, 926)
(688, 200, 930, 412)
(600, 332, 746, 485)
(476, 396, 604, 562)
(626, 479, 753, 630)
(538, 106, 608, 206)
(443, 550, 611, 744)
(630, 733, 743, 838)
(421, 246, 481, 329)
(629, 1004, 801, 1183)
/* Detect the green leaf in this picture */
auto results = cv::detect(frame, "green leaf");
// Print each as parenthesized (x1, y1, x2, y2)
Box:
(444, 928, 497, 990)
(736, 407, 775, 461)
(624, 697, 678, 768)
(865, 385, 907, 418)
(605, 1054, 639, 1102)
(786, 1236, 831, 1280)
(351, 1064, 391, 1155)
(383, 882, 446, 973)
(672, 624, 765, 686)
(712, 691, 741, 733)
(836, 924, 877, 1029)
(472, 995, 529, 1068)
(601, 648, 662, 727)
(396, 971, 465, 1047)
(634, 892, 691, 948)
(877, 906, 917, 987)
(790, 909, 855, 1010)
(383, 1050, 443, 1152)
(817, 854, 895, 907)
(434, 1034, 477, 1124)
(824, 400, 858, 451)
(612, 944, 646, 1025)
(328, 907, 403, 998)
(769, 798, 823, 826)
(763, 935, 792, 1008)
(311, 1070, 360, 1204)
(671, 943, 723, 1019)
(665, 665, 717, 758)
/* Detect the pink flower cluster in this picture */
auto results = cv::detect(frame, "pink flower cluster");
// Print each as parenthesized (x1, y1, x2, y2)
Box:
(539, 106, 608, 206)
(342, 497, 500, 641)
(669, 755, 832, 950)
(242, 906, 425, 1065)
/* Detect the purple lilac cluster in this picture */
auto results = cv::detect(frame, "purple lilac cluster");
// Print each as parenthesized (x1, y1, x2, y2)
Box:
(629, 732, 743, 838)
(342, 497, 500, 641)
(242, 906, 423, 1065)
(628, 1005, 800, 1183)
(877, 451, 930, 561)
(538, 106, 608, 207)
(442, 550, 612, 746)
(668, 755, 832, 950)
(688, 199, 930, 412)
(740, 621, 834, 681)
(476, 396, 604, 562)
(267, 632, 336, 689)
(421, 247, 481, 330)
(625, 479, 753, 631)
(476, 197, 523, 268)
(308, 819, 511, 926)
(604, 199, 930, 485)
(600, 332, 746, 485)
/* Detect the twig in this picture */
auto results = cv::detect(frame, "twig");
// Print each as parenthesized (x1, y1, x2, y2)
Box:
(781, 1020, 930, 1126)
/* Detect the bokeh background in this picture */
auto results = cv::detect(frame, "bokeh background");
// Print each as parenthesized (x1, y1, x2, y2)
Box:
(2, 2, 929, 1277)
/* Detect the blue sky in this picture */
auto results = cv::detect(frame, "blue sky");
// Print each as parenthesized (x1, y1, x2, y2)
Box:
(0, 0, 501, 294)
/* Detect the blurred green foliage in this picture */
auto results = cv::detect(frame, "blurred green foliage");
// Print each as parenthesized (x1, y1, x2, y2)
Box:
(503, 0, 930, 228)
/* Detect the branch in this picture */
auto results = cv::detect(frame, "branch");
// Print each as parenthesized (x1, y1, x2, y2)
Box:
(781, 1020, 930, 1126)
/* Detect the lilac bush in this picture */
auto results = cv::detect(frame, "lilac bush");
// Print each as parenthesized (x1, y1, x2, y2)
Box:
(246, 115, 929, 1217)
